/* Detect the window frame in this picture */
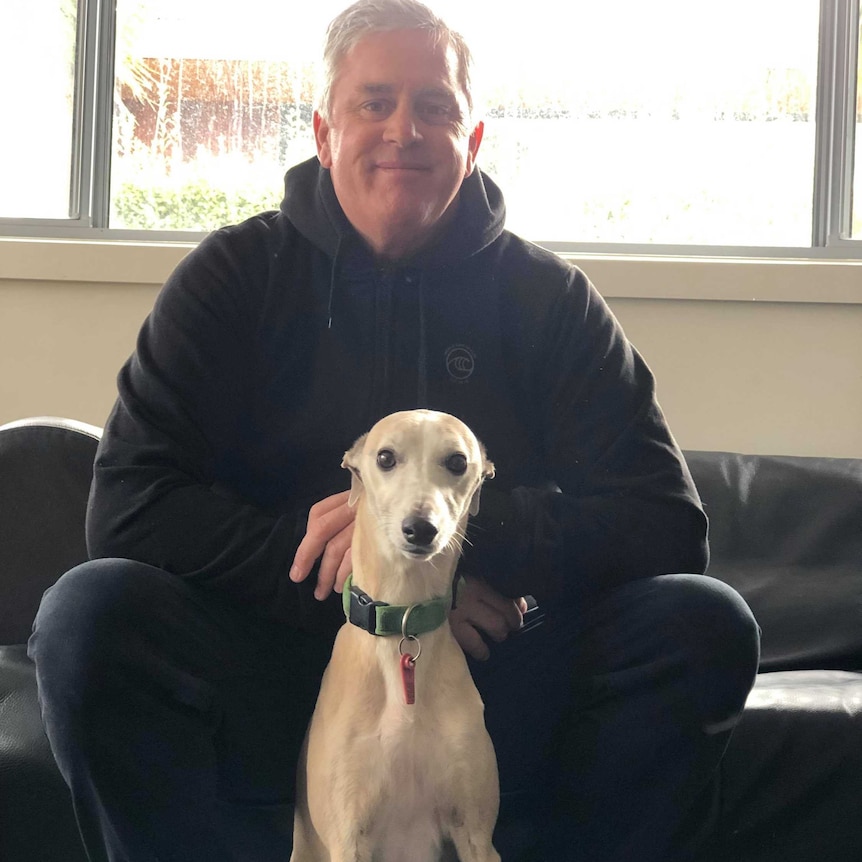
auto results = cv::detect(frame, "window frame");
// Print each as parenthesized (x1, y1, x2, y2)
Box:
(2, 0, 862, 258)
(812, 0, 860, 248)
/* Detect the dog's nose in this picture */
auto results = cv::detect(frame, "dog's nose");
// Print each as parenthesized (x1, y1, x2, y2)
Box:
(402, 516, 438, 547)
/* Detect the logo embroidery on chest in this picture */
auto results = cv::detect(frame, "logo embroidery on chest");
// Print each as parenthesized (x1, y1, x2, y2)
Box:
(444, 345, 476, 383)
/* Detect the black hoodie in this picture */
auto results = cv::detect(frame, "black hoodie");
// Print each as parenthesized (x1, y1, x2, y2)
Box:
(87, 157, 708, 632)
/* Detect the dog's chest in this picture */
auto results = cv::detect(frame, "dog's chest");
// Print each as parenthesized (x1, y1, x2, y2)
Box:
(372, 698, 445, 784)
(340, 696, 455, 855)
(364, 708, 450, 862)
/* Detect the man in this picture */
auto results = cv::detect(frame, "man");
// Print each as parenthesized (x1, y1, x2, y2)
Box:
(29, 2, 760, 860)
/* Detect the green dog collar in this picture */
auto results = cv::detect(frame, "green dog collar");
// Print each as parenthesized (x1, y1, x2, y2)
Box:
(342, 573, 451, 637)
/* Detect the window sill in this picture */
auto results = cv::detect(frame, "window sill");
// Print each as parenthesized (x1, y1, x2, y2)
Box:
(2, 237, 861, 304)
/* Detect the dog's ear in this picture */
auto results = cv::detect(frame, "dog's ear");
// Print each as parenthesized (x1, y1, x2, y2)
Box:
(468, 484, 483, 516)
(468, 452, 495, 516)
(346, 468, 364, 507)
(341, 434, 367, 507)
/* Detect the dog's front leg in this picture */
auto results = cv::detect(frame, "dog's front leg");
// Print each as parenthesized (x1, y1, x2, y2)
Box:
(291, 815, 373, 862)
(443, 754, 501, 862)
(447, 825, 501, 862)
(305, 760, 379, 862)
(332, 833, 374, 862)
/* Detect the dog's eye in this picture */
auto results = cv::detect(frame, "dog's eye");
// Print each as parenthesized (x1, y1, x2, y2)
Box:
(445, 452, 468, 475)
(376, 449, 396, 471)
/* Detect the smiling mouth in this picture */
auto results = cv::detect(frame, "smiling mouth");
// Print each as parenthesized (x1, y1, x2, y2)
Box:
(376, 163, 429, 172)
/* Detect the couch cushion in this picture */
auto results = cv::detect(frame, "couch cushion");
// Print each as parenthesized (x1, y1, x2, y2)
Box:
(706, 669, 862, 862)
(0, 645, 88, 862)
(685, 451, 862, 672)
(0, 418, 101, 645)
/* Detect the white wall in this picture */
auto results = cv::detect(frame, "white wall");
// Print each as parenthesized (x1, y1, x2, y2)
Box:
(2, 239, 861, 458)
(612, 298, 862, 457)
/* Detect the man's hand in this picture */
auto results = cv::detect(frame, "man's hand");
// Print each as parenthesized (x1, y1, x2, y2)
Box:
(449, 575, 528, 661)
(289, 490, 355, 601)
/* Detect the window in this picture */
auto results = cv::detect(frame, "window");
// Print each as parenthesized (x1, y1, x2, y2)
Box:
(469, 1, 820, 248)
(1, 0, 79, 219)
(853, 4, 862, 235)
(108, 0, 340, 231)
(2, 0, 861, 257)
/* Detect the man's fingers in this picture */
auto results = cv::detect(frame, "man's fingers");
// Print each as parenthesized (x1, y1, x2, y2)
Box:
(449, 576, 527, 657)
(474, 600, 520, 642)
(450, 617, 492, 661)
(290, 491, 354, 584)
(335, 548, 353, 595)
(313, 522, 354, 600)
(459, 577, 525, 633)
(477, 593, 525, 636)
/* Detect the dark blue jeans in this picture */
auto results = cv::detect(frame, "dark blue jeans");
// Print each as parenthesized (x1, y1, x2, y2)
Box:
(29, 559, 759, 862)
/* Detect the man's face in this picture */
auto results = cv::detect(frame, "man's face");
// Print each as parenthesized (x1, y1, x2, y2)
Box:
(314, 28, 484, 261)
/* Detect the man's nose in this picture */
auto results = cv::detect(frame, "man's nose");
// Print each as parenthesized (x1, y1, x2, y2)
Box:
(384, 103, 421, 146)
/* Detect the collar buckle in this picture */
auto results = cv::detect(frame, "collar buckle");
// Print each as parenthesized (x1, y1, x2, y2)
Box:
(347, 582, 386, 635)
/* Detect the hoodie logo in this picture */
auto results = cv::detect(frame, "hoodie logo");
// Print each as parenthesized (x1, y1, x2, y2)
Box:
(445, 344, 476, 383)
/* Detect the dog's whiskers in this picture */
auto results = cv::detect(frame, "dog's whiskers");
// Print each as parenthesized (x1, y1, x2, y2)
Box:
(452, 525, 473, 551)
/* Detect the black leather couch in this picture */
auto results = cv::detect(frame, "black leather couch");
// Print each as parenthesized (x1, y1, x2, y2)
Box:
(0, 417, 99, 862)
(1, 417, 860, 861)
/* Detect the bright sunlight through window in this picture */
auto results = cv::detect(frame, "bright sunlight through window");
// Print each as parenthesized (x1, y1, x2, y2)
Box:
(108, 0, 821, 244)
(4, 0, 856, 252)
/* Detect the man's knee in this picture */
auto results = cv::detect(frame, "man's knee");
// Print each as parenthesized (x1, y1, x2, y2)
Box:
(670, 574, 759, 665)
(655, 573, 761, 728)
(582, 573, 760, 730)
(29, 558, 177, 686)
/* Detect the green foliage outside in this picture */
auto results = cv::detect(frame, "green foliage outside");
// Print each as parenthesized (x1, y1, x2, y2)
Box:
(112, 177, 280, 231)
(109, 146, 294, 231)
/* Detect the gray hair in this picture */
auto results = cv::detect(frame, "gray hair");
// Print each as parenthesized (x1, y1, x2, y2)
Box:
(318, 0, 474, 121)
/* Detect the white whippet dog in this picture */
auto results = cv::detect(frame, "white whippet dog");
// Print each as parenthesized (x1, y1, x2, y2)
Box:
(290, 409, 500, 862)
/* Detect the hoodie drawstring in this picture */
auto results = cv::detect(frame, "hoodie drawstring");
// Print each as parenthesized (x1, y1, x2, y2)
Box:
(326, 236, 343, 330)
(416, 273, 429, 408)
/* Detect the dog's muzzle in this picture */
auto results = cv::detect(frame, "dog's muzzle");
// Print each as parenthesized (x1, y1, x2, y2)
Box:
(401, 515, 438, 553)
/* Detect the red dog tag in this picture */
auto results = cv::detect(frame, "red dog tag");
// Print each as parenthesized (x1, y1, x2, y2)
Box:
(400, 653, 416, 705)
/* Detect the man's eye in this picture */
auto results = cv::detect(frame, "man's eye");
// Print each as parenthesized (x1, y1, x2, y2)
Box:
(418, 102, 456, 124)
(377, 449, 397, 470)
(361, 100, 391, 116)
(444, 453, 468, 475)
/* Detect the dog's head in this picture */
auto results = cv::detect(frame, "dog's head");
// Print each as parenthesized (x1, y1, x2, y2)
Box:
(342, 410, 495, 561)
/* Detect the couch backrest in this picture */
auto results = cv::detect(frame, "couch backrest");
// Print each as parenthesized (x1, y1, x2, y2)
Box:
(0, 418, 102, 645)
(2, 423, 857, 668)
(685, 450, 862, 673)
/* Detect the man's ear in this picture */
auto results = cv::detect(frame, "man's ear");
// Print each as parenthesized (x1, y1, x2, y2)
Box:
(313, 110, 333, 169)
(341, 434, 367, 507)
(468, 453, 495, 516)
(464, 119, 484, 177)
